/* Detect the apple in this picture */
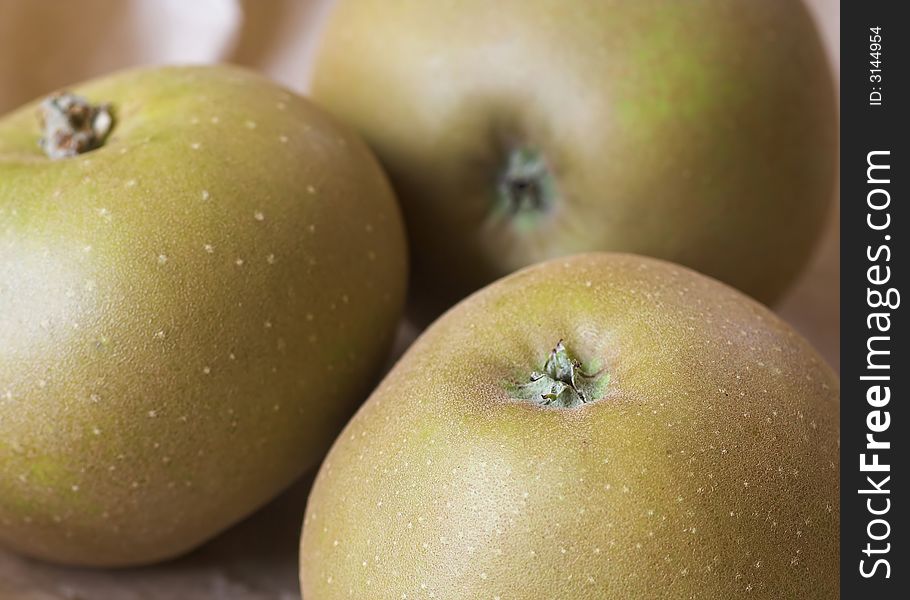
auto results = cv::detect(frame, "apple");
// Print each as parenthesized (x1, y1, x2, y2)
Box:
(300, 253, 839, 599)
(311, 0, 837, 318)
(0, 65, 407, 566)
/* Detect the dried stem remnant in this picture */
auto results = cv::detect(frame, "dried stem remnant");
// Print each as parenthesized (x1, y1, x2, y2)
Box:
(39, 93, 113, 159)
(513, 340, 609, 409)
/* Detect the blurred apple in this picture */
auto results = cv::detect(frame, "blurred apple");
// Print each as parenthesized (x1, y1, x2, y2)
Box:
(311, 0, 837, 319)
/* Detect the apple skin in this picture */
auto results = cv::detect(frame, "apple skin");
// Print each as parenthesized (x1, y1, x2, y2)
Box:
(311, 0, 837, 319)
(300, 253, 839, 599)
(0, 65, 407, 566)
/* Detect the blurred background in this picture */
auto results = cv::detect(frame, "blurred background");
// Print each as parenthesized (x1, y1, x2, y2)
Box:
(0, 0, 839, 598)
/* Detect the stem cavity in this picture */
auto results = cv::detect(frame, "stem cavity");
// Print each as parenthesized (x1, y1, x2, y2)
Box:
(494, 147, 558, 221)
(38, 93, 113, 159)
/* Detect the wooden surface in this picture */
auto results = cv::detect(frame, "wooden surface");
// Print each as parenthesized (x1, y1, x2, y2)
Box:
(1, 1, 839, 598)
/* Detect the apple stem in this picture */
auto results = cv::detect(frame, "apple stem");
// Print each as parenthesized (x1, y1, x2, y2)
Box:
(512, 340, 609, 409)
(495, 147, 558, 219)
(38, 93, 113, 159)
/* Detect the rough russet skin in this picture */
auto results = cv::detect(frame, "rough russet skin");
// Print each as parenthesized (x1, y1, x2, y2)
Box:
(0, 65, 407, 566)
(311, 0, 837, 317)
(300, 254, 839, 599)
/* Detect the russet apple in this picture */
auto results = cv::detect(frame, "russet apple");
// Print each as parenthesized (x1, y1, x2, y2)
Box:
(0, 65, 407, 566)
(311, 0, 837, 318)
(300, 253, 839, 599)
